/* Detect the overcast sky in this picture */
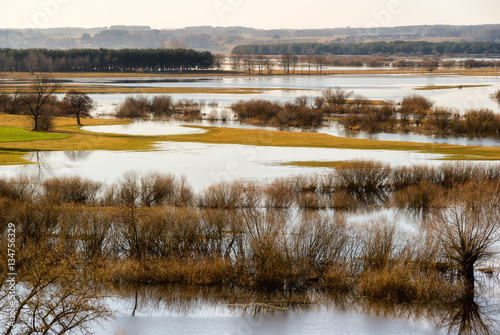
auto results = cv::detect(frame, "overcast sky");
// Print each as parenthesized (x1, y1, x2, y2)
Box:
(1, 0, 499, 30)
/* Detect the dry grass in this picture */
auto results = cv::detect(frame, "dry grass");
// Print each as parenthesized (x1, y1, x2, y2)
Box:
(414, 85, 492, 91)
(2, 114, 500, 166)
(162, 126, 500, 161)
(1, 67, 500, 80)
(0, 83, 276, 95)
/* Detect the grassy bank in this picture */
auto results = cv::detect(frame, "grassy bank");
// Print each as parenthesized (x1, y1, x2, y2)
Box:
(1, 115, 500, 165)
(0, 83, 282, 95)
(0, 125, 69, 143)
(414, 84, 492, 91)
(163, 126, 500, 160)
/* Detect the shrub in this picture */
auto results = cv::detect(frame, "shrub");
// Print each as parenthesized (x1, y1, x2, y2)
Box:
(427, 107, 455, 134)
(150, 95, 175, 118)
(392, 180, 441, 210)
(115, 96, 150, 118)
(0, 176, 38, 201)
(335, 160, 390, 196)
(494, 89, 500, 105)
(399, 94, 434, 126)
(460, 109, 499, 137)
(198, 181, 246, 209)
(43, 176, 102, 204)
(263, 179, 294, 208)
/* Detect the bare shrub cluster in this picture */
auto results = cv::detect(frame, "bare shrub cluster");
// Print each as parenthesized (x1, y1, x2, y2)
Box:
(114, 95, 201, 120)
(232, 96, 324, 129)
(0, 163, 498, 317)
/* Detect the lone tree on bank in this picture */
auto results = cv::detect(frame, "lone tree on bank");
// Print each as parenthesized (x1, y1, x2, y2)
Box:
(18, 76, 60, 131)
(60, 90, 95, 125)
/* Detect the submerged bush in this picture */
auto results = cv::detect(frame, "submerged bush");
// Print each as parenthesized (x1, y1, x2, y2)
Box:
(392, 180, 441, 210)
(43, 176, 102, 204)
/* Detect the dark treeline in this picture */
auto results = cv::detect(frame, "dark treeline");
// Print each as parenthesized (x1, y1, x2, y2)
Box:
(0, 48, 215, 72)
(232, 41, 500, 56)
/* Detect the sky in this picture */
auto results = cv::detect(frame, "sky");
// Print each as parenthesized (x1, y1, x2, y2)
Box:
(0, 0, 499, 30)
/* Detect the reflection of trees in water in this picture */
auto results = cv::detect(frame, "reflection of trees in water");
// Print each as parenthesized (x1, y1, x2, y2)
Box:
(105, 284, 338, 316)
(64, 150, 92, 162)
(439, 290, 499, 335)
(104, 284, 499, 334)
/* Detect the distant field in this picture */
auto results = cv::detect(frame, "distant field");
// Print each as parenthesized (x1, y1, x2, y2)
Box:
(1, 67, 500, 83)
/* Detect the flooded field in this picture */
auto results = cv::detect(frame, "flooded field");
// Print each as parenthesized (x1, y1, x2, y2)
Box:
(2, 73, 500, 335)
(77, 74, 500, 115)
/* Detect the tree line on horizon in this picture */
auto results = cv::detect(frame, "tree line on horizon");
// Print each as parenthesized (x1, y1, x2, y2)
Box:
(232, 41, 500, 56)
(0, 48, 215, 73)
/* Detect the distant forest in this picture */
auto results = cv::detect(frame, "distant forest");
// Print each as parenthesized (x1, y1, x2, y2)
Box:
(232, 41, 500, 56)
(1, 24, 499, 51)
(0, 48, 215, 72)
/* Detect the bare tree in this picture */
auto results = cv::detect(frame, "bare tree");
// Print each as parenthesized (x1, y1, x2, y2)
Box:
(264, 57, 274, 74)
(281, 53, 294, 74)
(313, 55, 328, 74)
(0, 243, 110, 335)
(290, 54, 299, 74)
(230, 50, 244, 72)
(422, 59, 439, 75)
(243, 55, 255, 74)
(60, 90, 95, 125)
(322, 87, 354, 113)
(213, 54, 225, 72)
(18, 76, 60, 131)
(305, 51, 315, 74)
(256, 54, 265, 75)
(431, 181, 500, 292)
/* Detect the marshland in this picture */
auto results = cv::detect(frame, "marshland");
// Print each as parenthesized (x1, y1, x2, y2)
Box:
(1, 51, 500, 334)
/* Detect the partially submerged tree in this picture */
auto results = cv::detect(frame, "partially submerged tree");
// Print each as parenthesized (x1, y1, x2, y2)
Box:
(18, 76, 60, 131)
(432, 181, 500, 292)
(60, 90, 94, 125)
(399, 94, 434, 127)
(322, 87, 354, 113)
(422, 59, 439, 75)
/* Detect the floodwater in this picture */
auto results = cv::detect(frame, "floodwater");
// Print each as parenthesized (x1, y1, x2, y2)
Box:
(87, 283, 500, 335)
(91, 303, 446, 335)
(81, 119, 500, 147)
(0, 141, 444, 191)
(73, 74, 500, 115)
(3, 73, 500, 334)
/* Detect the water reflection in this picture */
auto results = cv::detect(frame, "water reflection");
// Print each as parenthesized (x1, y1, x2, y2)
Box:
(81, 119, 500, 147)
(440, 294, 494, 335)
(0, 143, 444, 192)
(91, 284, 499, 335)
(64, 150, 93, 162)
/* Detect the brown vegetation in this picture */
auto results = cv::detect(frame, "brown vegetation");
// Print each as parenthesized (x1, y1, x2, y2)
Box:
(1, 164, 499, 333)
(232, 97, 324, 129)
(114, 95, 201, 120)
